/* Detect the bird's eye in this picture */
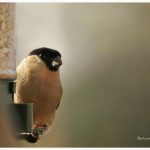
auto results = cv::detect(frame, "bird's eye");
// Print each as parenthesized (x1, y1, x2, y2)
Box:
(39, 53, 45, 58)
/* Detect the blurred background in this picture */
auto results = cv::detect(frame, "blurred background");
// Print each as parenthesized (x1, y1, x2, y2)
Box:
(14, 3, 150, 147)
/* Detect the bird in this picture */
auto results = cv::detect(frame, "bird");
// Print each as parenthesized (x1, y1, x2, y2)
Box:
(14, 47, 63, 143)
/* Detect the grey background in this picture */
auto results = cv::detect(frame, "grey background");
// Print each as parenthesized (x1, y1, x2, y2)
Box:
(16, 3, 150, 147)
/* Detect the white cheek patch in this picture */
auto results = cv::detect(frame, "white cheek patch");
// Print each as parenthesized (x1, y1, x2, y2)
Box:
(52, 60, 59, 67)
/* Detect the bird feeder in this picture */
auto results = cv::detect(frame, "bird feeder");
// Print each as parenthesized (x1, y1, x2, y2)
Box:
(0, 3, 41, 143)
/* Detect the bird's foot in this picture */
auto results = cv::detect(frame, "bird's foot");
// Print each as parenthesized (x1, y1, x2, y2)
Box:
(33, 124, 51, 136)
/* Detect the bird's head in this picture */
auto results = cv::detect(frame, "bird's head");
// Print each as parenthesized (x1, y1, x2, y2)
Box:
(29, 47, 62, 71)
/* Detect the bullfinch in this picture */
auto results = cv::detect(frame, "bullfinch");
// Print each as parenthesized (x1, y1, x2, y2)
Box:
(14, 47, 63, 143)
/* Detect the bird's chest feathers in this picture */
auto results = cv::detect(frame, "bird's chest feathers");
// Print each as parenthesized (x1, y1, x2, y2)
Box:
(29, 64, 61, 102)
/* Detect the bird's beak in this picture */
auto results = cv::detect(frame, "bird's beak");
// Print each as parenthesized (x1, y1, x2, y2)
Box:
(52, 56, 62, 67)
